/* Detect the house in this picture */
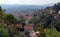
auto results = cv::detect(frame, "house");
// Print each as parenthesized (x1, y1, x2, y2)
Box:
(32, 31, 40, 37)
(58, 11, 60, 14)
(49, 9, 56, 14)
(15, 23, 24, 31)
(24, 23, 34, 31)
(16, 23, 22, 28)
(15, 22, 34, 32)
(24, 15, 33, 20)
(24, 23, 34, 37)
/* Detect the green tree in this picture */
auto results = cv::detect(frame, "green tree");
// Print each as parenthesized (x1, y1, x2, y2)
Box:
(45, 28, 60, 37)
(0, 25, 9, 37)
(19, 16, 25, 24)
(0, 6, 5, 23)
(3, 14, 17, 24)
(3, 14, 17, 37)
(17, 16, 26, 27)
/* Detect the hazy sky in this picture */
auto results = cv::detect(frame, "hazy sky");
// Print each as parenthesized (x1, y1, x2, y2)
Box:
(0, 0, 60, 5)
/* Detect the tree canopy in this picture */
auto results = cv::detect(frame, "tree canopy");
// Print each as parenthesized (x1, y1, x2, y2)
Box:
(3, 14, 17, 24)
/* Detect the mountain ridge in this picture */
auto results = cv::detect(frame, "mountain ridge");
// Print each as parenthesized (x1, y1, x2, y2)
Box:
(0, 3, 54, 14)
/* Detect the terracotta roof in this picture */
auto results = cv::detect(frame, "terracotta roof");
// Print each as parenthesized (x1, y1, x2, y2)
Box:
(24, 24, 33, 30)
(32, 32, 37, 37)
(16, 24, 22, 28)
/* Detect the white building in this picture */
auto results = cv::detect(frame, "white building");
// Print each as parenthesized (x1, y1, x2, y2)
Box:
(58, 11, 60, 14)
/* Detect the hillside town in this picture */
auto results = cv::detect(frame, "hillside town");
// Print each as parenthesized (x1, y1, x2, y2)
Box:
(0, 3, 60, 37)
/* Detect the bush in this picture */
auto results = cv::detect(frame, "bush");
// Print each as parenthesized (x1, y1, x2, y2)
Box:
(45, 28, 60, 37)
(14, 32, 26, 37)
(0, 25, 9, 37)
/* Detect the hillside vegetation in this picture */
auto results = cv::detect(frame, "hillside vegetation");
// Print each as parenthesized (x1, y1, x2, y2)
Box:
(0, 3, 60, 37)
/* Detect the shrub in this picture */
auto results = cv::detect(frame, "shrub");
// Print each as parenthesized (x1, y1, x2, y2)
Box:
(45, 28, 60, 37)
(0, 25, 9, 37)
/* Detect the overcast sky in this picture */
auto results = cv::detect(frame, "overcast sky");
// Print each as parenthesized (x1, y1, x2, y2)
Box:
(0, 0, 60, 5)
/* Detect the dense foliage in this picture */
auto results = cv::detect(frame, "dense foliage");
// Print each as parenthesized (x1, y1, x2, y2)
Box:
(29, 3, 60, 37)
(0, 3, 60, 37)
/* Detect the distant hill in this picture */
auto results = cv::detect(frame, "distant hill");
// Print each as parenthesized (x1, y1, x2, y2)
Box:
(1, 3, 54, 14)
